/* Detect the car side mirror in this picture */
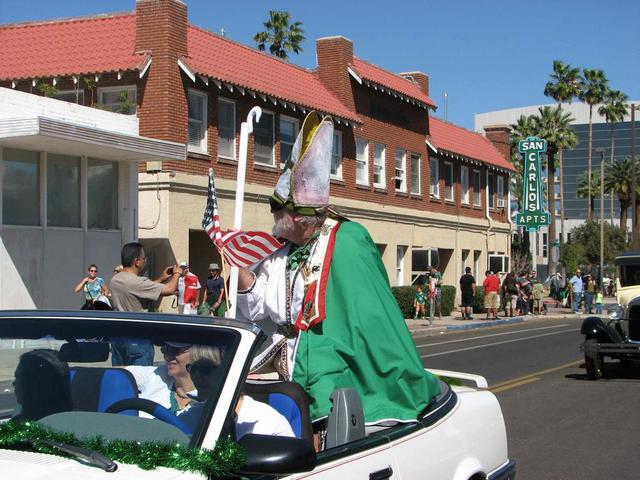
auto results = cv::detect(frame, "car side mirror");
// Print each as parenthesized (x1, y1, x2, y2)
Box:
(237, 434, 316, 475)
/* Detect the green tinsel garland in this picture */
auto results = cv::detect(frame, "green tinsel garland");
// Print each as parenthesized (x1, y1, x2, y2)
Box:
(0, 421, 245, 477)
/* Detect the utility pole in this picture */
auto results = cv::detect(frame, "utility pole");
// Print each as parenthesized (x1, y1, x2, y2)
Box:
(597, 147, 605, 284)
(632, 104, 639, 249)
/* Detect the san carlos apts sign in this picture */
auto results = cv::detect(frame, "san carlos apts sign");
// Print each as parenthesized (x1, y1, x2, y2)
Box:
(516, 136, 551, 232)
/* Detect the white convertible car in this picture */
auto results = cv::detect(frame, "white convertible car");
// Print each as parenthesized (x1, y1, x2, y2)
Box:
(0, 311, 515, 479)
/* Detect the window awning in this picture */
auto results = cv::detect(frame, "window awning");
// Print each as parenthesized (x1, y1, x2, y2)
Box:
(0, 116, 186, 163)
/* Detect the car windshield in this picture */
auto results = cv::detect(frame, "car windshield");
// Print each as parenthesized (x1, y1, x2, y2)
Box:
(0, 313, 241, 448)
(619, 264, 640, 288)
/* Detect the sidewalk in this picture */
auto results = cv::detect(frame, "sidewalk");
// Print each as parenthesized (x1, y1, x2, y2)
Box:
(405, 299, 612, 336)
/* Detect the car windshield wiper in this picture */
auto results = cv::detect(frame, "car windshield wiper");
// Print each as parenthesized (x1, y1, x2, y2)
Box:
(23, 438, 118, 472)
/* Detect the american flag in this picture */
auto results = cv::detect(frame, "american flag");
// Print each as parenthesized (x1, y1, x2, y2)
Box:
(202, 169, 222, 247)
(218, 230, 284, 268)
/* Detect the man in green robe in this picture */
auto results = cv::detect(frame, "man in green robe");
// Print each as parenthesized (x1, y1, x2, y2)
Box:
(236, 112, 440, 424)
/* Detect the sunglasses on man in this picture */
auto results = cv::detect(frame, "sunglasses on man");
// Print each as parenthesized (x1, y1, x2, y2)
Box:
(186, 362, 217, 376)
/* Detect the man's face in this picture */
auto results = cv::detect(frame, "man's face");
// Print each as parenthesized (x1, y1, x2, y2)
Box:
(187, 359, 217, 398)
(272, 209, 297, 240)
(180, 266, 188, 276)
(134, 248, 147, 271)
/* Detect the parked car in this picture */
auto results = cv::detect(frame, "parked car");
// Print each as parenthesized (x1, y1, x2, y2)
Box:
(0, 311, 515, 479)
(581, 252, 640, 380)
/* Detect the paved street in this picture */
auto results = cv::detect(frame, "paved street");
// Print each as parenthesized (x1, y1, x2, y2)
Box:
(414, 316, 640, 480)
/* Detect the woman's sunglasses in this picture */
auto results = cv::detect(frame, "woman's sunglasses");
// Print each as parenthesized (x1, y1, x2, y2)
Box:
(160, 345, 191, 356)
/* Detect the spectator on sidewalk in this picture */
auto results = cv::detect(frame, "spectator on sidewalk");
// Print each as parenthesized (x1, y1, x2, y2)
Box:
(595, 288, 604, 314)
(431, 266, 444, 322)
(482, 271, 500, 320)
(74, 264, 110, 310)
(110, 242, 181, 366)
(176, 261, 201, 315)
(459, 266, 476, 320)
(413, 286, 427, 320)
(503, 272, 519, 317)
(583, 274, 596, 314)
(569, 269, 584, 314)
(200, 263, 226, 316)
(532, 279, 545, 315)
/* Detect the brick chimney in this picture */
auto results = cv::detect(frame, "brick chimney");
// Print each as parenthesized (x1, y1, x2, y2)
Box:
(484, 125, 511, 161)
(135, 0, 188, 145)
(316, 36, 356, 112)
(400, 71, 429, 96)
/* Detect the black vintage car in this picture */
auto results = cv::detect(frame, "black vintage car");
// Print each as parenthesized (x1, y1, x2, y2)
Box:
(581, 252, 640, 380)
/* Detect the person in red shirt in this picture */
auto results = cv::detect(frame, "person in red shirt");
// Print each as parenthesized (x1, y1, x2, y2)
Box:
(482, 270, 500, 320)
(177, 261, 201, 315)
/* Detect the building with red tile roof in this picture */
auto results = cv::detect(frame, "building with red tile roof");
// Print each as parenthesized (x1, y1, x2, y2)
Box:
(0, 0, 514, 302)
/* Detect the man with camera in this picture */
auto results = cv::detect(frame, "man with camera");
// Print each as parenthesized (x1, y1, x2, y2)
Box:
(110, 242, 181, 365)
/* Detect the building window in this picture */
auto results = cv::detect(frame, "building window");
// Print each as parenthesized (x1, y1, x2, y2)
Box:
(395, 149, 407, 192)
(188, 90, 208, 153)
(279, 115, 298, 166)
(331, 130, 343, 179)
(253, 110, 275, 166)
(373, 143, 386, 188)
(217, 98, 236, 159)
(472, 169, 481, 206)
(461, 165, 470, 204)
(410, 153, 421, 195)
(356, 138, 369, 185)
(88, 159, 118, 230)
(461, 249, 469, 278)
(2, 148, 40, 226)
(430, 158, 439, 197)
(444, 161, 454, 201)
(396, 245, 407, 286)
(542, 233, 548, 258)
(473, 251, 481, 280)
(97, 85, 137, 114)
(488, 173, 496, 209)
(47, 153, 81, 228)
(497, 175, 504, 208)
(53, 90, 84, 105)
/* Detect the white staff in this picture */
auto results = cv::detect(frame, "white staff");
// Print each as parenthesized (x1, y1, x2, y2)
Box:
(226, 106, 262, 318)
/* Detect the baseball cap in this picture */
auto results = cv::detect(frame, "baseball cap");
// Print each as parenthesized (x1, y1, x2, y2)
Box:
(179, 261, 188, 267)
(209, 263, 220, 270)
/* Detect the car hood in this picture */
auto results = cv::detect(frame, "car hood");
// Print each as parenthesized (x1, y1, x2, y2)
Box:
(0, 449, 201, 480)
(616, 285, 640, 307)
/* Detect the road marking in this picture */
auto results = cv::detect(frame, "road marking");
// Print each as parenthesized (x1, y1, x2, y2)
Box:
(415, 324, 570, 348)
(491, 377, 540, 393)
(420, 328, 577, 358)
(490, 359, 583, 391)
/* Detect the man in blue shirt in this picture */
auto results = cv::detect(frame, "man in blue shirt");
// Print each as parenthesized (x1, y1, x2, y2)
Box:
(569, 269, 583, 314)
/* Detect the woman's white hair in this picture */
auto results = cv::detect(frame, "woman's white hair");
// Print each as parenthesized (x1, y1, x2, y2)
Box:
(190, 344, 222, 366)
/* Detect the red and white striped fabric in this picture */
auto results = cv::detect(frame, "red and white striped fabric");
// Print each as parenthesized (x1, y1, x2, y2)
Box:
(202, 169, 223, 247)
(219, 230, 284, 268)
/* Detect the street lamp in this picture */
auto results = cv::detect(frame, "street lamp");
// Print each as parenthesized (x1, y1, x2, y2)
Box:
(596, 147, 606, 286)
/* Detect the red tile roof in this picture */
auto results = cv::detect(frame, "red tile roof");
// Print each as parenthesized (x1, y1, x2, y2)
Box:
(351, 58, 437, 108)
(429, 117, 515, 172)
(186, 26, 360, 124)
(0, 13, 147, 80)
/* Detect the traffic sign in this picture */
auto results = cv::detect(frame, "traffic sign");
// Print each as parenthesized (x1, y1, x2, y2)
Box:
(516, 136, 551, 232)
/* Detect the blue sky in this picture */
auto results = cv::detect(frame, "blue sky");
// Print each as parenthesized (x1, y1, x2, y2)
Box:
(1, 0, 638, 130)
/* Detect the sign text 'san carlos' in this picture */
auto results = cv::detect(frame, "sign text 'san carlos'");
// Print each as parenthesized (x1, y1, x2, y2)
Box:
(516, 136, 551, 231)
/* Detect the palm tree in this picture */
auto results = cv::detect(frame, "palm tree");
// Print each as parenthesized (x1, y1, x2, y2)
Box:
(544, 60, 581, 242)
(576, 172, 601, 220)
(599, 89, 630, 229)
(578, 69, 608, 220)
(254, 11, 305, 60)
(510, 115, 539, 211)
(604, 156, 638, 230)
(532, 106, 578, 275)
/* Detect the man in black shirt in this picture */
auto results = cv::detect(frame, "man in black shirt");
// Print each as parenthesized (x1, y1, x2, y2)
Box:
(459, 266, 476, 320)
(200, 263, 225, 316)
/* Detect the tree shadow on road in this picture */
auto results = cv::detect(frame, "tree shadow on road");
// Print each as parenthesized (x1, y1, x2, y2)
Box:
(566, 362, 640, 381)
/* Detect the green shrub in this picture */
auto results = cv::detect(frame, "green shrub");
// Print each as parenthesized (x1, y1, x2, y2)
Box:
(440, 285, 456, 316)
(392, 286, 419, 318)
(391, 284, 457, 318)
(474, 286, 486, 314)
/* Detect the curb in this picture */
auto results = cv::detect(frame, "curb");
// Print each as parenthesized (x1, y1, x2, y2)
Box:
(445, 316, 525, 331)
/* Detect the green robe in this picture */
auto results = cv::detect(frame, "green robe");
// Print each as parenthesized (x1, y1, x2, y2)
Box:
(292, 221, 441, 423)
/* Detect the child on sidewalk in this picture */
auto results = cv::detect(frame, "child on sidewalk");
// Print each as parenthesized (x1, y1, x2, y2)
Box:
(414, 286, 427, 320)
(595, 289, 604, 314)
